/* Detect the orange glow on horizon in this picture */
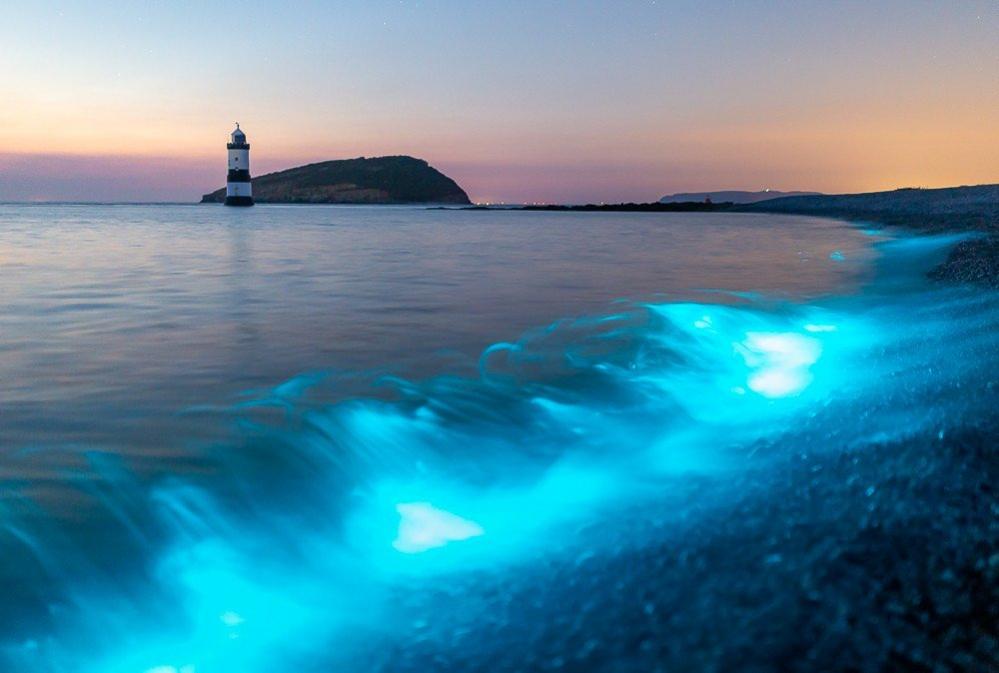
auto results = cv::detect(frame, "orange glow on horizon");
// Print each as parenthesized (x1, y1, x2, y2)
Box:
(0, 2, 995, 202)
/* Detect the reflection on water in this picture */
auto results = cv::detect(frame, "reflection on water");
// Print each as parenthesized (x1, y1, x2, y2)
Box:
(1, 205, 875, 458)
(8, 206, 987, 673)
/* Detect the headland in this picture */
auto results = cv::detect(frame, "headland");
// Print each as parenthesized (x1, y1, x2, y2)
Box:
(201, 155, 470, 205)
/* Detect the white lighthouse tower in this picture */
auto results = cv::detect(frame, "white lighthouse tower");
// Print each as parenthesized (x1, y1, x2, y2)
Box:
(224, 123, 253, 206)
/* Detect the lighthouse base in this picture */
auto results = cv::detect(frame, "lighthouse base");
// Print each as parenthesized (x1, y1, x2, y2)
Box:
(224, 196, 254, 207)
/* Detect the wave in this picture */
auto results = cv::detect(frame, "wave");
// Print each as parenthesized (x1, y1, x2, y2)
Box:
(2, 234, 996, 672)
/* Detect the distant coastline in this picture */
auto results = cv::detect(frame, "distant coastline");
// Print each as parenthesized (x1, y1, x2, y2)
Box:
(458, 184, 999, 287)
(743, 184, 999, 287)
(742, 184, 998, 231)
(660, 189, 822, 205)
(479, 202, 732, 213)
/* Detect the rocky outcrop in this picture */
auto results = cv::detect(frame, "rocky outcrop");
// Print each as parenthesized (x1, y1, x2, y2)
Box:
(201, 155, 471, 205)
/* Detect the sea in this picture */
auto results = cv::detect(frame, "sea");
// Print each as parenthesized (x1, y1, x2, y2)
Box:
(0, 204, 995, 672)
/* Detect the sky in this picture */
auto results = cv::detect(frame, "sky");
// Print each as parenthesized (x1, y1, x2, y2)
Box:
(0, 1, 996, 203)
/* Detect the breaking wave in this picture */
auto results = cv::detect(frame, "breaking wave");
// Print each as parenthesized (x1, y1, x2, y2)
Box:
(2, 233, 997, 672)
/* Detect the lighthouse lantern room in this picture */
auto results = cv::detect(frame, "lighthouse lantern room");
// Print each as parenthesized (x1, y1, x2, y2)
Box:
(224, 123, 253, 206)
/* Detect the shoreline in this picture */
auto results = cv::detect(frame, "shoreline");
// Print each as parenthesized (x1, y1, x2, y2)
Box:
(457, 185, 999, 288)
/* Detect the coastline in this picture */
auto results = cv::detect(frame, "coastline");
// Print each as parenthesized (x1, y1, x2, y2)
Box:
(743, 185, 999, 288)
(456, 184, 999, 288)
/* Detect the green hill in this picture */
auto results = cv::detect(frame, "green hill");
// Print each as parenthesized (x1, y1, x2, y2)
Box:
(201, 155, 471, 204)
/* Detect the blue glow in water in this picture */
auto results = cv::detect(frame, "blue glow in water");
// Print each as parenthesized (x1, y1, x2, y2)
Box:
(739, 332, 821, 398)
(1, 231, 995, 672)
(393, 503, 484, 553)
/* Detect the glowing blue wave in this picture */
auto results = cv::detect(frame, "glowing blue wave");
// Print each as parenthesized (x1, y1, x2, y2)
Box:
(1, 234, 996, 672)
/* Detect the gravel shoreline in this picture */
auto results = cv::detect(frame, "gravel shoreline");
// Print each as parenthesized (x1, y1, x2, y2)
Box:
(742, 184, 999, 288)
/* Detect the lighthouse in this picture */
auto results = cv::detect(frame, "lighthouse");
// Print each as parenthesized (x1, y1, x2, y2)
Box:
(224, 123, 253, 206)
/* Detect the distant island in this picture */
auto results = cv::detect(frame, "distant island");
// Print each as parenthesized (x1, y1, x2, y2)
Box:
(201, 155, 471, 205)
(660, 190, 821, 204)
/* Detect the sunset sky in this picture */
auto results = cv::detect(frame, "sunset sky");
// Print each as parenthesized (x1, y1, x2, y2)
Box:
(0, 1, 996, 203)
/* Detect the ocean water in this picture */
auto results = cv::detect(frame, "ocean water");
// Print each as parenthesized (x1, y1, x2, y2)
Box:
(0, 205, 995, 672)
